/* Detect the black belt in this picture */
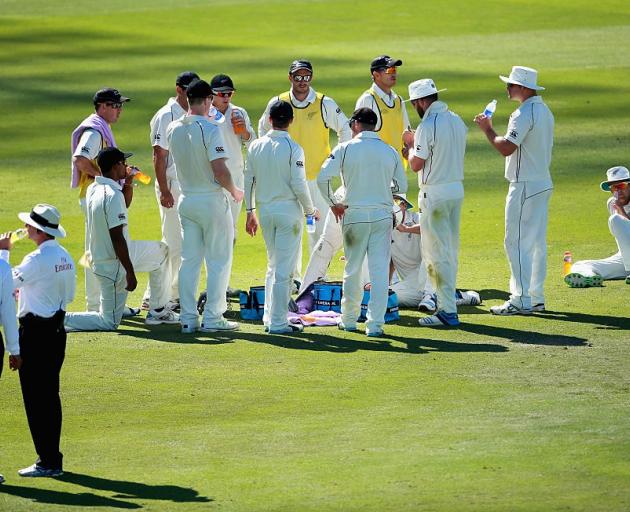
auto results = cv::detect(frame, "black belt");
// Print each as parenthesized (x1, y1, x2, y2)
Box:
(19, 310, 66, 326)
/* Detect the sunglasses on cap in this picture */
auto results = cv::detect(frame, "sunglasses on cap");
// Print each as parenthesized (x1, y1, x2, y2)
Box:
(212, 90, 234, 98)
(105, 102, 123, 108)
(611, 181, 629, 192)
(291, 74, 312, 82)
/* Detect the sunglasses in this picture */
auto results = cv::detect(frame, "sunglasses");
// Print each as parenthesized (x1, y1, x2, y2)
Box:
(376, 67, 397, 75)
(213, 91, 234, 98)
(105, 102, 123, 108)
(291, 74, 312, 82)
(611, 181, 629, 192)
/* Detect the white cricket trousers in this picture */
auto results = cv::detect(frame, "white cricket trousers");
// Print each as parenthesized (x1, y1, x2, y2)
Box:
(504, 180, 553, 309)
(609, 213, 630, 271)
(154, 173, 182, 301)
(341, 212, 391, 333)
(64, 241, 169, 331)
(227, 168, 244, 240)
(419, 183, 463, 314)
(80, 198, 100, 311)
(570, 252, 626, 280)
(178, 192, 234, 327)
(391, 263, 431, 307)
(259, 201, 303, 330)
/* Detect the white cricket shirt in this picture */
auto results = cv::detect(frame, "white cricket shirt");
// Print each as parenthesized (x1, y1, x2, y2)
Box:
(391, 211, 422, 280)
(166, 115, 228, 196)
(504, 96, 554, 183)
(216, 103, 256, 176)
(244, 130, 315, 214)
(150, 97, 187, 178)
(0, 257, 19, 354)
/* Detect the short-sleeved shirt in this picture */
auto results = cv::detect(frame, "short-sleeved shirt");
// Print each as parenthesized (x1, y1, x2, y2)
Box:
(149, 97, 187, 179)
(6, 240, 76, 318)
(0, 256, 19, 354)
(413, 100, 467, 186)
(215, 103, 256, 176)
(504, 96, 554, 182)
(86, 176, 129, 276)
(391, 211, 422, 280)
(166, 115, 228, 196)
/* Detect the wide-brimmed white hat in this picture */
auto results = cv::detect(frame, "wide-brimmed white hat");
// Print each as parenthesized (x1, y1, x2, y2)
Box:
(600, 166, 630, 191)
(406, 79, 447, 102)
(499, 66, 545, 91)
(18, 204, 66, 238)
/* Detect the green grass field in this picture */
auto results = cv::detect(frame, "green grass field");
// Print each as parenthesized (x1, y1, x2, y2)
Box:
(1, 1, 630, 510)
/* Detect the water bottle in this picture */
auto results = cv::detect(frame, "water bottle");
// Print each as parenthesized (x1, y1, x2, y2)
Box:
(483, 99, 497, 118)
(231, 109, 246, 136)
(562, 251, 573, 276)
(306, 214, 316, 234)
(130, 166, 152, 185)
(9, 228, 28, 244)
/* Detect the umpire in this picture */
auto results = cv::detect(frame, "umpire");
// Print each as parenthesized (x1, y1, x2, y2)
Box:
(0, 204, 75, 478)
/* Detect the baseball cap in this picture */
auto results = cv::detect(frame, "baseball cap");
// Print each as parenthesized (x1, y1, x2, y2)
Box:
(93, 88, 130, 105)
(269, 100, 293, 122)
(210, 74, 235, 92)
(176, 71, 200, 89)
(349, 107, 378, 126)
(186, 79, 213, 99)
(97, 147, 133, 174)
(289, 60, 313, 74)
(370, 55, 403, 72)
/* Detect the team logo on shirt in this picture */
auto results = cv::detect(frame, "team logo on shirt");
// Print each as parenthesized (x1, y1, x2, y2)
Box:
(416, 145, 422, 151)
(327, 154, 335, 160)
(154, 134, 161, 141)
(509, 130, 518, 138)
(307, 112, 317, 120)
(118, 213, 126, 220)
(296, 161, 304, 167)
(336, 107, 341, 114)
(80, 145, 90, 153)
(215, 146, 225, 152)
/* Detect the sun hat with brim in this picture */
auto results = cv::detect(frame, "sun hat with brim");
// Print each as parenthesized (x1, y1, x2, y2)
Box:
(405, 78, 447, 102)
(600, 165, 630, 191)
(393, 193, 414, 210)
(499, 66, 545, 91)
(18, 204, 66, 238)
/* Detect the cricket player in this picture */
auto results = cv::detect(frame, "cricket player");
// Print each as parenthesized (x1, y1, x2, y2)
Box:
(258, 60, 351, 258)
(407, 79, 467, 327)
(149, 71, 200, 309)
(475, 66, 554, 315)
(565, 166, 630, 287)
(167, 79, 243, 334)
(245, 100, 318, 334)
(356, 55, 413, 164)
(318, 107, 407, 337)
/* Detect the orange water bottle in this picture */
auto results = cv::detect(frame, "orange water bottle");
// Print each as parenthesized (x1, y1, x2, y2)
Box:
(130, 166, 152, 185)
(562, 251, 572, 276)
(232, 109, 246, 136)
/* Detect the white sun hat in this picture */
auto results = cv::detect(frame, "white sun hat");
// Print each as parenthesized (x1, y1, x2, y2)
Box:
(18, 204, 66, 238)
(600, 166, 630, 191)
(406, 79, 447, 102)
(499, 66, 545, 91)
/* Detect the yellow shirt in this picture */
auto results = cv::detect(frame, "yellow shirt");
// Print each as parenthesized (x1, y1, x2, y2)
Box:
(279, 91, 330, 181)
(366, 89, 405, 163)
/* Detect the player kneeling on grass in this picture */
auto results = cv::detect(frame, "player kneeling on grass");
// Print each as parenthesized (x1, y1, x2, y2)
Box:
(565, 166, 630, 287)
(65, 148, 179, 332)
(245, 100, 319, 334)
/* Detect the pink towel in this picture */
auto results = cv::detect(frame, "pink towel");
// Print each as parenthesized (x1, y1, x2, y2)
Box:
(70, 114, 116, 188)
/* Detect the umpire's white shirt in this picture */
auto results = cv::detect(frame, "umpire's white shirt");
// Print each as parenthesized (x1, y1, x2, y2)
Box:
(504, 96, 554, 183)
(86, 176, 129, 277)
(413, 100, 467, 188)
(0, 256, 19, 354)
(317, 131, 407, 222)
(150, 97, 187, 179)
(244, 130, 315, 213)
(2, 241, 75, 319)
(166, 115, 228, 195)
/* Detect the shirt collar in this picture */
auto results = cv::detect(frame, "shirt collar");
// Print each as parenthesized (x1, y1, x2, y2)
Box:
(356, 131, 380, 140)
(95, 175, 123, 190)
(39, 239, 59, 250)
(521, 95, 542, 106)
(268, 129, 291, 138)
(371, 83, 398, 102)
(423, 100, 448, 117)
(289, 87, 316, 106)
(167, 97, 187, 117)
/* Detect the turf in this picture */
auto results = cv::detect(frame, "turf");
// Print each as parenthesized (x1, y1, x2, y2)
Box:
(1, 1, 630, 511)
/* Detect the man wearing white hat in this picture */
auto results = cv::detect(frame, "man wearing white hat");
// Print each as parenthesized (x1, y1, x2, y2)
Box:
(474, 66, 554, 315)
(406, 78, 467, 327)
(565, 166, 630, 286)
(0, 204, 75, 478)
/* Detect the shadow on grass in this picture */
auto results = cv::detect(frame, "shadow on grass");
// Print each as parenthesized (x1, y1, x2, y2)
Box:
(459, 322, 588, 346)
(0, 473, 211, 508)
(535, 309, 630, 331)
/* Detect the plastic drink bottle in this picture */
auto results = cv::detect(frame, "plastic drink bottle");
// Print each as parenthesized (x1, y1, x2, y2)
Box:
(306, 215, 316, 234)
(130, 166, 152, 185)
(562, 251, 573, 276)
(10, 228, 28, 243)
(232, 110, 246, 135)
(483, 99, 497, 118)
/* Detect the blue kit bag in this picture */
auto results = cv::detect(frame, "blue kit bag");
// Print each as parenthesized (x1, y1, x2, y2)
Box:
(239, 286, 265, 321)
(358, 289, 399, 323)
(312, 281, 343, 312)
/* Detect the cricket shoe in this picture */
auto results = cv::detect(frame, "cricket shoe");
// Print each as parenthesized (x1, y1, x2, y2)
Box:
(181, 324, 198, 334)
(418, 293, 437, 313)
(564, 272, 603, 288)
(145, 308, 180, 325)
(166, 299, 180, 312)
(226, 287, 242, 298)
(0, 473, 4, 484)
(490, 301, 532, 316)
(418, 311, 460, 327)
(456, 290, 482, 306)
(122, 305, 141, 317)
(531, 303, 546, 312)
(365, 328, 384, 337)
(338, 322, 358, 332)
(200, 318, 240, 332)
(18, 464, 63, 478)
(269, 324, 304, 334)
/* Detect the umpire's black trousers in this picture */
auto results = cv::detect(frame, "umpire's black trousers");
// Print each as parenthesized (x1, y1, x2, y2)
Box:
(18, 310, 66, 470)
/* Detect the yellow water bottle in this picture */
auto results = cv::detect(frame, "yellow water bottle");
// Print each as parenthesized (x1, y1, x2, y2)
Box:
(130, 166, 152, 185)
(10, 228, 28, 244)
(562, 251, 573, 276)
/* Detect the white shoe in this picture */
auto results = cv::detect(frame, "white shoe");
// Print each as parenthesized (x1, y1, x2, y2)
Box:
(18, 463, 63, 478)
(456, 290, 481, 306)
(181, 324, 198, 334)
(122, 305, 141, 317)
(165, 299, 180, 312)
(418, 293, 437, 313)
(145, 308, 180, 325)
(268, 324, 303, 334)
(531, 303, 546, 312)
(490, 301, 532, 316)
(200, 318, 240, 332)
(0, 473, 4, 484)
